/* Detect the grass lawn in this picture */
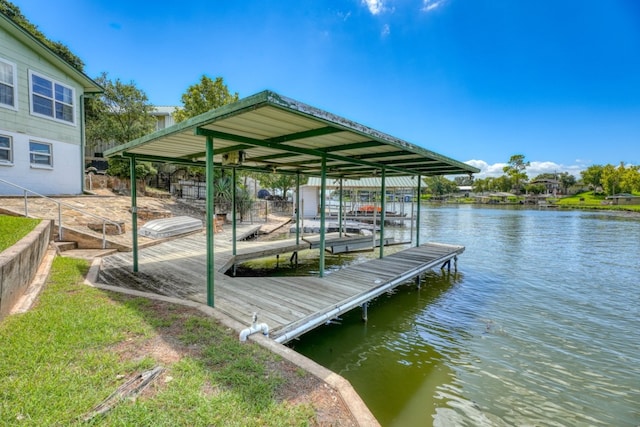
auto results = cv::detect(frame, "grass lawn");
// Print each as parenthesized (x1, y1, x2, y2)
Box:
(555, 191, 640, 212)
(0, 257, 322, 426)
(0, 215, 41, 252)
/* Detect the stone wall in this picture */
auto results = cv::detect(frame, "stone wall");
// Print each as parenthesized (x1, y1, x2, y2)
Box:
(0, 219, 53, 320)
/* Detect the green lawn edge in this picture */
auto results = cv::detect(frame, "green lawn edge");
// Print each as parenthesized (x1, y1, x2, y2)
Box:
(0, 215, 41, 252)
(0, 257, 315, 426)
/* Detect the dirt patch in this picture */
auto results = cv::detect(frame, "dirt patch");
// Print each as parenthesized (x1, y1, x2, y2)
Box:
(108, 297, 358, 426)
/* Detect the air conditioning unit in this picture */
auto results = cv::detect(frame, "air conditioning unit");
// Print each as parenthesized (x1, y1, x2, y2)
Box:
(222, 150, 246, 166)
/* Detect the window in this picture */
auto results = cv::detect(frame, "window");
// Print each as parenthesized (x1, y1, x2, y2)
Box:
(0, 59, 17, 110)
(29, 141, 52, 167)
(29, 71, 75, 124)
(0, 135, 12, 164)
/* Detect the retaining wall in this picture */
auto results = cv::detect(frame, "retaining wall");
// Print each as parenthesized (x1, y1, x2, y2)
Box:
(0, 219, 52, 320)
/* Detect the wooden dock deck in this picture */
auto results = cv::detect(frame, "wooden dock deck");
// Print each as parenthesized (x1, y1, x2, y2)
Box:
(98, 232, 464, 343)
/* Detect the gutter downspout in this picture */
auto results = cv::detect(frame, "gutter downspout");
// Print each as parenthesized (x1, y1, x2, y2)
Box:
(79, 94, 86, 194)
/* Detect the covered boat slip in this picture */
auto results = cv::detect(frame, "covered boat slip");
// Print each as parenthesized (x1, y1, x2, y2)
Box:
(99, 232, 464, 343)
(103, 89, 478, 337)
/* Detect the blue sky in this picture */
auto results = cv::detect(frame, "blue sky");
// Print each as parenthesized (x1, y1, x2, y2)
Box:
(13, 0, 640, 178)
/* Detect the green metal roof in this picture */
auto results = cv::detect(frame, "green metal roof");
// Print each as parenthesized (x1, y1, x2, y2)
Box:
(105, 90, 479, 178)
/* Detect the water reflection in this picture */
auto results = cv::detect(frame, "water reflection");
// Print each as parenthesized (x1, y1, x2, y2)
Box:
(292, 206, 640, 426)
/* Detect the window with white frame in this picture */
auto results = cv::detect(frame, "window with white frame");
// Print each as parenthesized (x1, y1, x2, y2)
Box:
(0, 59, 17, 110)
(29, 141, 52, 167)
(29, 71, 75, 124)
(0, 135, 12, 164)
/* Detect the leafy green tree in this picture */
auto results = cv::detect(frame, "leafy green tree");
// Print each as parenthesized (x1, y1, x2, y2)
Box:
(86, 73, 155, 146)
(106, 157, 156, 179)
(503, 154, 529, 194)
(493, 175, 513, 192)
(85, 73, 156, 178)
(580, 164, 604, 192)
(601, 164, 621, 196)
(620, 165, 640, 194)
(525, 183, 546, 195)
(558, 172, 576, 194)
(423, 176, 458, 196)
(0, 0, 84, 71)
(173, 75, 239, 122)
(256, 173, 304, 200)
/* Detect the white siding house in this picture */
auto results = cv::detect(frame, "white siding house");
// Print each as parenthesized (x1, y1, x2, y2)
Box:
(0, 12, 101, 195)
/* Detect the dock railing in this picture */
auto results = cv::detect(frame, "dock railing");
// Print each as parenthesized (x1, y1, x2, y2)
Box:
(0, 178, 122, 249)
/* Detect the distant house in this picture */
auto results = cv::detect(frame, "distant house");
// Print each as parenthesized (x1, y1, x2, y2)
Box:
(0, 12, 101, 195)
(85, 106, 179, 173)
(529, 178, 560, 195)
(606, 193, 640, 206)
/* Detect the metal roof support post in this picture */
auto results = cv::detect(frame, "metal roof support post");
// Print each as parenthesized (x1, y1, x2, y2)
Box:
(338, 178, 344, 238)
(129, 154, 139, 272)
(416, 175, 421, 247)
(232, 166, 237, 256)
(295, 172, 301, 245)
(206, 136, 215, 307)
(319, 156, 327, 278)
(379, 167, 386, 259)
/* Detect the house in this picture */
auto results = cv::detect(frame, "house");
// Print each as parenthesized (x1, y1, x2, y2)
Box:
(0, 12, 101, 195)
(605, 193, 640, 206)
(85, 106, 179, 173)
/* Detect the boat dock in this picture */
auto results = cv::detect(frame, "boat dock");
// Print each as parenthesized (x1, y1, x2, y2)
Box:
(98, 232, 464, 343)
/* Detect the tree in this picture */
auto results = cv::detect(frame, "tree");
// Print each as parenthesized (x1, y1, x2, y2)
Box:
(620, 165, 640, 194)
(580, 165, 604, 192)
(85, 73, 156, 178)
(502, 154, 529, 194)
(493, 175, 513, 192)
(601, 164, 622, 196)
(423, 176, 458, 197)
(86, 72, 156, 146)
(256, 173, 302, 200)
(173, 75, 239, 123)
(0, 0, 84, 71)
(558, 172, 576, 194)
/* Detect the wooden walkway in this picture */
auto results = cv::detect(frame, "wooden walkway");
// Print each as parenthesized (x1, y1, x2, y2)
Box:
(98, 232, 464, 343)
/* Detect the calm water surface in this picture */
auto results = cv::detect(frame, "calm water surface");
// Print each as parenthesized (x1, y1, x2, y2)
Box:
(288, 206, 640, 426)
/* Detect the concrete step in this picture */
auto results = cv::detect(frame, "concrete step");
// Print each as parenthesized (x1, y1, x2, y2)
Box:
(54, 241, 78, 252)
(58, 248, 118, 260)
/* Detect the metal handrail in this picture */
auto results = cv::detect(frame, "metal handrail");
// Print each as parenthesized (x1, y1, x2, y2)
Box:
(0, 178, 122, 249)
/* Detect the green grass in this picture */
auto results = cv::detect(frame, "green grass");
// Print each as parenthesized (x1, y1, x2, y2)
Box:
(0, 257, 315, 426)
(0, 215, 41, 252)
(556, 191, 640, 212)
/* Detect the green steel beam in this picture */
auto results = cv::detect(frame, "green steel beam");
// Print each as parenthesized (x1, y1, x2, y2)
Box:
(195, 128, 420, 176)
(416, 175, 421, 247)
(121, 152, 206, 167)
(129, 155, 138, 273)
(295, 172, 301, 245)
(355, 150, 411, 160)
(379, 168, 386, 259)
(206, 136, 215, 307)
(266, 126, 342, 143)
(232, 167, 237, 256)
(322, 140, 381, 152)
(319, 156, 327, 278)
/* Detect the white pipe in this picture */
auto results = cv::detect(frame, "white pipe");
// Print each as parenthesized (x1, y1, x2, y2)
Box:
(239, 313, 270, 342)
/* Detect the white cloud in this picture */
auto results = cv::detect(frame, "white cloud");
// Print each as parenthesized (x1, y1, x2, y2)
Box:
(381, 23, 391, 37)
(422, 0, 445, 12)
(362, 0, 385, 15)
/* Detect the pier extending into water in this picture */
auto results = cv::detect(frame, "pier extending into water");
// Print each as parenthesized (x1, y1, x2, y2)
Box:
(99, 232, 464, 343)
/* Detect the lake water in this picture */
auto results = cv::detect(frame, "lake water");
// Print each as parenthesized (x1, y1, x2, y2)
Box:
(288, 206, 640, 426)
